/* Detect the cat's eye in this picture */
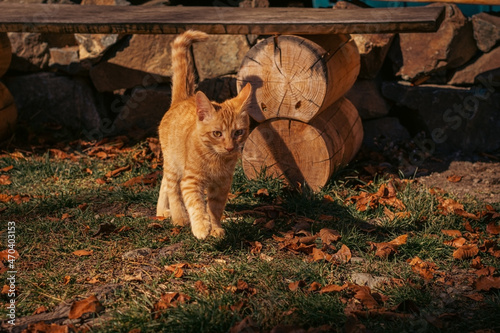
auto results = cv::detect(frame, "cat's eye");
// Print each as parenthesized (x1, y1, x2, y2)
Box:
(234, 129, 244, 137)
(213, 131, 222, 138)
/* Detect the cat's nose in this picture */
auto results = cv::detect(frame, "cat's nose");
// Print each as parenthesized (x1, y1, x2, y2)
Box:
(225, 146, 234, 152)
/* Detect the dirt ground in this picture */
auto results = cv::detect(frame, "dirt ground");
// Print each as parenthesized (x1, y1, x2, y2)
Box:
(418, 160, 500, 204)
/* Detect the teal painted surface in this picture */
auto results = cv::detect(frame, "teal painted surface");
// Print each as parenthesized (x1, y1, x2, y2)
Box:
(312, 0, 500, 17)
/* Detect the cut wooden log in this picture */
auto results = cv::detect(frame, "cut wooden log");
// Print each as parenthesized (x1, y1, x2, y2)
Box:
(0, 32, 11, 77)
(0, 82, 17, 140)
(237, 34, 359, 123)
(242, 97, 363, 191)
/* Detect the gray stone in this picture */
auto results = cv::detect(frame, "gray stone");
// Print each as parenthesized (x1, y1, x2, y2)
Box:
(392, 4, 478, 81)
(8, 32, 77, 72)
(48, 46, 84, 75)
(112, 85, 171, 136)
(193, 35, 250, 81)
(75, 33, 122, 64)
(89, 34, 174, 92)
(362, 117, 410, 148)
(334, 1, 395, 79)
(121, 247, 152, 260)
(345, 79, 390, 120)
(472, 12, 500, 53)
(3, 72, 102, 132)
(8, 32, 50, 72)
(382, 81, 500, 154)
(449, 46, 500, 85)
(351, 272, 389, 289)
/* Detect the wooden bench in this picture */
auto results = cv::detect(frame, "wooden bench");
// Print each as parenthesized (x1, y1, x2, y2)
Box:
(0, 3, 447, 189)
(0, 3, 445, 35)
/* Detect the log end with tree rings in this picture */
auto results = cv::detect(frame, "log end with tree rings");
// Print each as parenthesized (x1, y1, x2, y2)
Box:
(242, 97, 363, 192)
(237, 34, 359, 123)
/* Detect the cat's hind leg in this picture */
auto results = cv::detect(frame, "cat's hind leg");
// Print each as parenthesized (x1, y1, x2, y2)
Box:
(156, 172, 170, 218)
(167, 178, 190, 227)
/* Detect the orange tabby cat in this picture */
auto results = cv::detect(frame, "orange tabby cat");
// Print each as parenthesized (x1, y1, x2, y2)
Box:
(157, 30, 252, 239)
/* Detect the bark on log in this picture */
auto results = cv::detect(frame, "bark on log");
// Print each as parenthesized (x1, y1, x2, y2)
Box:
(0, 82, 17, 140)
(0, 32, 11, 77)
(237, 34, 359, 123)
(242, 97, 363, 191)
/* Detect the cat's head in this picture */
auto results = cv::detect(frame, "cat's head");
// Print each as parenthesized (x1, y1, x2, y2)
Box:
(195, 83, 252, 156)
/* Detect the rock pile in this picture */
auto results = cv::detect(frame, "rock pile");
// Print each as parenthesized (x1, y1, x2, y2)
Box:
(1, 0, 499, 159)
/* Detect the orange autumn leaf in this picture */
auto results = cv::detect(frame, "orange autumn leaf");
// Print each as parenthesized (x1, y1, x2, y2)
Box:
(105, 165, 131, 178)
(408, 256, 438, 281)
(370, 234, 408, 259)
(165, 263, 190, 278)
(447, 175, 463, 183)
(33, 305, 48, 315)
(288, 280, 306, 292)
(319, 228, 341, 245)
(0, 165, 13, 172)
(63, 275, 71, 285)
(486, 222, 500, 235)
(68, 295, 104, 319)
(332, 244, 352, 264)
(475, 275, 500, 291)
(0, 249, 19, 261)
(0, 175, 11, 185)
(308, 282, 322, 292)
(194, 280, 209, 294)
(249, 241, 262, 254)
(311, 247, 333, 262)
(72, 250, 93, 257)
(320, 283, 347, 294)
(153, 292, 191, 318)
(25, 322, 69, 333)
(441, 229, 462, 237)
(349, 284, 380, 309)
(254, 188, 269, 197)
(444, 237, 467, 248)
(453, 244, 479, 260)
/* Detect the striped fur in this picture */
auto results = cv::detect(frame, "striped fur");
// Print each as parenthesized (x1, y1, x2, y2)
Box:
(157, 30, 252, 239)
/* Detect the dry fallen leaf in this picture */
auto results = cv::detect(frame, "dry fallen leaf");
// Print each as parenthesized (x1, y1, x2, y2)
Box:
(68, 295, 104, 319)
(194, 280, 209, 294)
(288, 280, 306, 292)
(447, 175, 463, 183)
(486, 222, 500, 235)
(0, 165, 13, 172)
(441, 229, 462, 237)
(370, 234, 408, 258)
(408, 256, 438, 281)
(319, 228, 341, 245)
(308, 282, 322, 292)
(320, 284, 347, 294)
(72, 250, 93, 257)
(0, 174, 11, 185)
(63, 275, 71, 285)
(105, 165, 131, 178)
(443, 237, 467, 248)
(349, 284, 380, 309)
(254, 188, 269, 197)
(249, 241, 263, 254)
(165, 263, 190, 278)
(153, 292, 191, 318)
(332, 244, 352, 264)
(475, 275, 500, 291)
(25, 322, 69, 333)
(453, 244, 479, 260)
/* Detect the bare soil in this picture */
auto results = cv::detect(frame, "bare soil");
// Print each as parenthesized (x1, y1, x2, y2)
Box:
(418, 161, 500, 203)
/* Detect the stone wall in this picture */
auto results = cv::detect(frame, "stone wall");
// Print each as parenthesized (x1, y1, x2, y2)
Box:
(2, 0, 499, 159)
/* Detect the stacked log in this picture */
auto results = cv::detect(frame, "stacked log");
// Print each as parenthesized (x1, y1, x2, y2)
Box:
(0, 33, 16, 141)
(237, 34, 363, 191)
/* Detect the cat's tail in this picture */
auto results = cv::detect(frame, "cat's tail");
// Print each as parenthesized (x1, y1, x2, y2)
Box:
(171, 30, 209, 105)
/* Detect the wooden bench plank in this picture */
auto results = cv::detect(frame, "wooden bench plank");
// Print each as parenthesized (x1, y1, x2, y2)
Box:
(373, 0, 499, 5)
(0, 4, 445, 35)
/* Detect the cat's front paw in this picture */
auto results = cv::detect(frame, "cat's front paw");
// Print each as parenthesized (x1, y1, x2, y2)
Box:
(210, 227, 225, 238)
(191, 221, 211, 240)
(156, 209, 171, 218)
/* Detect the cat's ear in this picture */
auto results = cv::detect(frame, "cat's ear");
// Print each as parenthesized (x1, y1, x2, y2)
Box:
(233, 83, 252, 111)
(195, 91, 213, 121)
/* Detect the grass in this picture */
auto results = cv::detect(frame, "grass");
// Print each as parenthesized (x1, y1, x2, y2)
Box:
(0, 138, 499, 332)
